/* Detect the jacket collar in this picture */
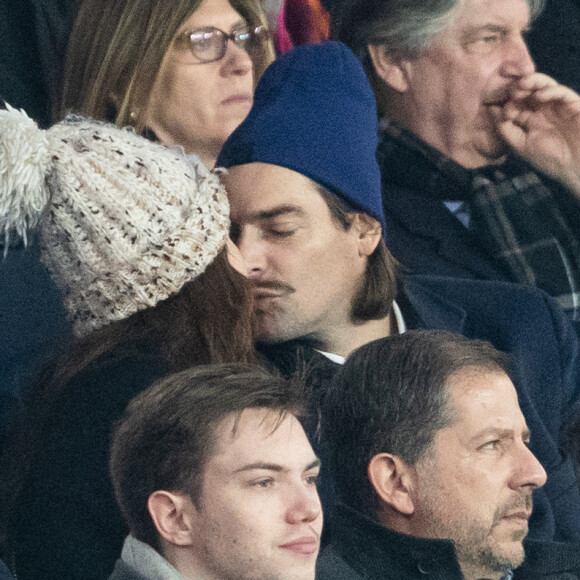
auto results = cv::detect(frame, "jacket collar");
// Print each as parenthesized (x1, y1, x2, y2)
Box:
(378, 126, 513, 280)
(399, 276, 467, 334)
(116, 535, 183, 580)
(326, 504, 464, 579)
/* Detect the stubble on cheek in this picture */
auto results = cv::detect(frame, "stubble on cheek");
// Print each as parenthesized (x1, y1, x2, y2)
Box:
(455, 496, 530, 574)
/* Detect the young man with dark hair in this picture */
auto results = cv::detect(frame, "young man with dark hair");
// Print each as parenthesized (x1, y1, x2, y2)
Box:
(108, 363, 322, 580)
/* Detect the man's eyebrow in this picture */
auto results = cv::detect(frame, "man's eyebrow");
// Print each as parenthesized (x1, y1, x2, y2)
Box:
(463, 24, 508, 38)
(463, 22, 530, 39)
(234, 462, 284, 474)
(233, 458, 321, 474)
(253, 205, 306, 221)
(469, 426, 531, 444)
(468, 427, 504, 443)
(305, 458, 322, 472)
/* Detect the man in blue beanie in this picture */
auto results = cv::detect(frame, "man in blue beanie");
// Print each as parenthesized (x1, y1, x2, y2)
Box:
(217, 41, 580, 543)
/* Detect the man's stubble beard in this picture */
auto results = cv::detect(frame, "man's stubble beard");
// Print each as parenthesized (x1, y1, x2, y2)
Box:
(419, 492, 530, 577)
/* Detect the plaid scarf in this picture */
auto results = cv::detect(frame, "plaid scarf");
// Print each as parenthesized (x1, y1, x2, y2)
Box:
(378, 123, 580, 320)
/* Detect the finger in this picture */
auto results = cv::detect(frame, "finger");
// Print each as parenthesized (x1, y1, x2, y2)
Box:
(510, 75, 580, 108)
(525, 85, 580, 104)
(499, 100, 529, 122)
(512, 72, 560, 92)
(495, 118, 527, 150)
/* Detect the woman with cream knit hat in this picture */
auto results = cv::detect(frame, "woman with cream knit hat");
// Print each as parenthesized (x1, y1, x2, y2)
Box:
(0, 106, 255, 580)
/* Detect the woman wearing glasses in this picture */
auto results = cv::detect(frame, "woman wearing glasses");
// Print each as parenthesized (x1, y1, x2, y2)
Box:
(59, 0, 274, 168)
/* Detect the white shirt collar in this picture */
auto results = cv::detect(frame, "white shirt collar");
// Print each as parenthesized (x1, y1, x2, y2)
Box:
(317, 300, 406, 365)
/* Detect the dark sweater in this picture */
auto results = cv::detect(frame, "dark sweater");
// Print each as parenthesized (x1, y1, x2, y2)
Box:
(317, 504, 580, 580)
(10, 338, 170, 580)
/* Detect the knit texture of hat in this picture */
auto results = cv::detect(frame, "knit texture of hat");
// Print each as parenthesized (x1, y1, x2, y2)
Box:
(217, 41, 386, 232)
(0, 105, 230, 338)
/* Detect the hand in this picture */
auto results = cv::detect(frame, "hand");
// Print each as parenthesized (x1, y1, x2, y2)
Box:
(490, 73, 580, 196)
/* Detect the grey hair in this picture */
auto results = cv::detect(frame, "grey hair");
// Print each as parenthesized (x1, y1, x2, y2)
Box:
(333, 0, 545, 59)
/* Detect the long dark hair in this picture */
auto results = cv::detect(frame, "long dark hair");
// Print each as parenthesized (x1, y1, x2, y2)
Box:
(54, 248, 254, 385)
(0, 247, 255, 555)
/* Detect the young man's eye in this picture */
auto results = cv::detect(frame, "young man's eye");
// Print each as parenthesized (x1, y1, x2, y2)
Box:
(305, 474, 320, 486)
(268, 229, 295, 238)
(252, 478, 274, 488)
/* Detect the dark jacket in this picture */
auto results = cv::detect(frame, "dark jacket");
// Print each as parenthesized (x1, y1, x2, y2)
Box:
(0, 0, 77, 127)
(10, 338, 170, 580)
(0, 242, 69, 456)
(262, 274, 580, 542)
(316, 504, 580, 580)
(0, 559, 13, 580)
(379, 154, 580, 294)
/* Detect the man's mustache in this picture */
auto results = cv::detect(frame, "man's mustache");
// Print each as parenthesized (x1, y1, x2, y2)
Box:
(252, 280, 296, 294)
(482, 87, 511, 106)
(493, 493, 533, 525)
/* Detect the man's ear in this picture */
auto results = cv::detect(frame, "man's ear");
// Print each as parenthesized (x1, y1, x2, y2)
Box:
(368, 453, 416, 515)
(368, 45, 409, 93)
(352, 213, 382, 257)
(147, 490, 196, 546)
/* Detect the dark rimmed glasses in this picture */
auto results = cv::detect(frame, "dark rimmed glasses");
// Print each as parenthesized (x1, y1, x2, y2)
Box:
(175, 25, 269, 63)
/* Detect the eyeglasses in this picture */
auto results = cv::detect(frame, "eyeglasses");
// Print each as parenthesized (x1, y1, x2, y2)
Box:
(175, 26, 269, 63)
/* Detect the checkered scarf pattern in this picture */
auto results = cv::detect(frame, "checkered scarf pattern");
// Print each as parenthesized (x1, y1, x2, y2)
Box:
(378, 123, 580, 321)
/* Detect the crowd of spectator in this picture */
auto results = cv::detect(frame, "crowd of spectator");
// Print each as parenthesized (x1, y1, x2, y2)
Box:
(1, 0, 580, 578)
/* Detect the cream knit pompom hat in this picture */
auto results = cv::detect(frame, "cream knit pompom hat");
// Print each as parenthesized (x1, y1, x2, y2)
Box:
(0, 105, 230, 338)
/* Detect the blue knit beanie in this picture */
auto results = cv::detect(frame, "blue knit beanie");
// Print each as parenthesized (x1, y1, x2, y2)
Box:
(217, 41, 385, 232)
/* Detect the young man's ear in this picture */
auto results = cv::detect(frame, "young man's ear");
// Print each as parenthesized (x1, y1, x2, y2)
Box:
(352, 213, 382, 256)
(147, 490, 196, 546)
(367, 45, 409, 93)
(368, 453, 416, 516)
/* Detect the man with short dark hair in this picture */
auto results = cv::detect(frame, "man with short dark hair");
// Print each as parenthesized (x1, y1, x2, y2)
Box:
(317, 330, 580, 580)
(331, 0, 580, 327)
(217, 41, 580, 541)
(108, 363, 322, 580)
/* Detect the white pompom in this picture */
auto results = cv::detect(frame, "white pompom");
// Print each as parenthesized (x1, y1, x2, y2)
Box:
(0, 104, 52, 243)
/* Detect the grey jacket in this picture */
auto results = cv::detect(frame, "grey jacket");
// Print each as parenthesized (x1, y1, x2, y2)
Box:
(108, 536, 183, 580)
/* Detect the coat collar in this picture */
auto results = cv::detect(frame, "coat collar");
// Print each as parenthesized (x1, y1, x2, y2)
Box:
(378, 126, 513, 280)
(114, 535, 184, 580)
(324, 504, 464, 579)
(399, 276, 467, 334)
